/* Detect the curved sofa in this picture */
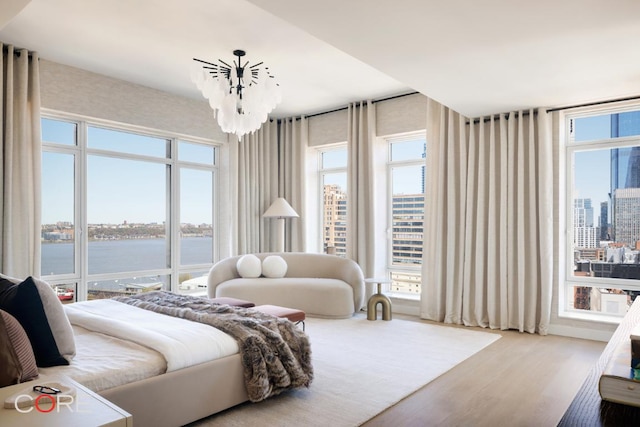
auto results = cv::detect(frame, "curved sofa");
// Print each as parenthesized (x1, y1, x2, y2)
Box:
(207, 252, 365, 319)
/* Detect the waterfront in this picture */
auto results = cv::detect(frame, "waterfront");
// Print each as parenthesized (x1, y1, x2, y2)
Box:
(41, 236, 213, 277)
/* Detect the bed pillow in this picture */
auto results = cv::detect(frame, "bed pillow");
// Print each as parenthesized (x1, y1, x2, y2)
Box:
(0, 276, 70, 367)
(0, 274, 75, 363)
(236, 254, 262, 278)
(262, 255, 287, 278)
(0, 309, 39, 387)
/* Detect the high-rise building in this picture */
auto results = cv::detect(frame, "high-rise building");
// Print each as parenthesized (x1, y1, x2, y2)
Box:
(574, 198, 594, 227)
(610, 112, 640, 242)
(613, 188, 640, 247)
(322, 184, 347, 256)
(391, 194, 424, 265)
(600, 201, 609, 241)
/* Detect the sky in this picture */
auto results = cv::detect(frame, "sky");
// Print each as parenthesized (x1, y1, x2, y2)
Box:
(321, 138, 425, 195)
(41, 119, 214, 225)
(572, 114, 619, 217)
(42, 114, 629, 226)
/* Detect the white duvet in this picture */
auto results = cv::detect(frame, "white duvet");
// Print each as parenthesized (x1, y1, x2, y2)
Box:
(64, 299, 240, 372)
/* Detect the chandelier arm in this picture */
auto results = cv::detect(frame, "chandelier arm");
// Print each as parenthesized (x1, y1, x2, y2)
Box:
(218, 59, 233, 69)
(193, 58, 218, 67)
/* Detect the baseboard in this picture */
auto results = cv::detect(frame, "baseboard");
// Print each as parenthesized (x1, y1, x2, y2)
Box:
(386, 298, 614, 341)
(389, 297, 420, 316)
(547, 323, 614, 342)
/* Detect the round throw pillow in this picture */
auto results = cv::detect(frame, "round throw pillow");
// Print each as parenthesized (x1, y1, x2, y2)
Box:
(236, 254, 262, 278)
(262, 255, 287, 278)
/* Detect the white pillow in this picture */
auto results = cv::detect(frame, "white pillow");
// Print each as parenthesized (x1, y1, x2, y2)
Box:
(262, 255, 287, 278)
(236, 254, 262, 278)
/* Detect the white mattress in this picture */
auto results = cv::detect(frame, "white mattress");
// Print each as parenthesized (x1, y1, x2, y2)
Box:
(40, 325, 167, 392)
(41, 299, 242, 393)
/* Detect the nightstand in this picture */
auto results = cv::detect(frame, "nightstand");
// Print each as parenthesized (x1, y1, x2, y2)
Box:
(0, 375, 131, 427)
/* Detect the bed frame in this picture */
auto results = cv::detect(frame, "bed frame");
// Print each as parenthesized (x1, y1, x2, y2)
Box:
(99, 353, 248, 427)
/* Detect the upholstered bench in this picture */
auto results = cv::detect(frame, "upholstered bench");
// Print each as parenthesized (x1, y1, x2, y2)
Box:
(254, 304, 306, 331)
(209, 296, 255, 308)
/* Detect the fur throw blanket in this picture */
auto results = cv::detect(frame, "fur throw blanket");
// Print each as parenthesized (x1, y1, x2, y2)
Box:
(113, 291, 313, 402)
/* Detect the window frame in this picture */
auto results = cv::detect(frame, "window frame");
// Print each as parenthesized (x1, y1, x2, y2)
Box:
(385, 133, 426, 298)
(40, 110, 221, 301)
(561, 102, 640, 322)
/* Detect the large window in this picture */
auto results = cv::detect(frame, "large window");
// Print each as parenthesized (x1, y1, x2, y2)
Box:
(319, 146, 348, 256)
(387, 135, 426, 297)
(564, 107, 640, 319)
(41, 115, 219, 302)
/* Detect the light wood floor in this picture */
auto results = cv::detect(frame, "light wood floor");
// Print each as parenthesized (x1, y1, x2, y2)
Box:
(361, 315, 606, 427)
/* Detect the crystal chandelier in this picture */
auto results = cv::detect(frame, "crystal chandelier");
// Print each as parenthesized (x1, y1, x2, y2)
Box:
(191, 49, 281, 138)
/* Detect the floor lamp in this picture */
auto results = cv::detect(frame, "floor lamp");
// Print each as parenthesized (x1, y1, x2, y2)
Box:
(263, 198, 299, 252)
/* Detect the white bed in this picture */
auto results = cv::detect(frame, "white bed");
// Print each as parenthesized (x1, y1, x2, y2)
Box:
(38, 298, 297, 427)
(1, 273, 311, 427)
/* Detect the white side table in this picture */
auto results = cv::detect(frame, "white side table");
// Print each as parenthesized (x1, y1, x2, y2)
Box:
(365, 278, 392, 321)
(0, 375, 131, 427)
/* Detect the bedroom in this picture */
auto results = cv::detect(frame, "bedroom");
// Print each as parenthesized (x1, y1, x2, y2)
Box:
(1, 0, 640, 426)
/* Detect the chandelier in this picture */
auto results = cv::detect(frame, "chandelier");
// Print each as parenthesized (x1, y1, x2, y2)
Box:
(190, 49, 281, 138)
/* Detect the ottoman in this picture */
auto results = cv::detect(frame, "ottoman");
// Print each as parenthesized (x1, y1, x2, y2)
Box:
(253, 304, 306, 331)
(210, 296, 255, 308)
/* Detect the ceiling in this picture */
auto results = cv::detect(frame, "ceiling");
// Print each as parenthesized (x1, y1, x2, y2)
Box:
(1, 0, 639, 119)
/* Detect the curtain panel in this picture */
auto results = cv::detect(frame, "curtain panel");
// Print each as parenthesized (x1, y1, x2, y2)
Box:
(0, 44, 42, 278)
(233, 121, 278, 254)
(278, 117, 307, 252)
(232, 117, 308, 254)
(421, 98, 553, 335)
(346, 101, 376, 279)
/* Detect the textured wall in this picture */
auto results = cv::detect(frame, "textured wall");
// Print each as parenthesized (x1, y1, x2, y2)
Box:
(307, 93, 428, 147)
(39, 59, 226, 142)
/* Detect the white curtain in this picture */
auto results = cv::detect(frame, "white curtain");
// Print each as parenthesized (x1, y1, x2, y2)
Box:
(233, 120, 278, 254)
(0, 44, 42, 278)
(421, 98, 553, 334)
(347, 101, 376, 279)
(278, 117, 307, 252)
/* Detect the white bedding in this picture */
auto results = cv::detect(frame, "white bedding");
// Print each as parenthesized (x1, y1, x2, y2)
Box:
(40, 325, 167, 392)
(64, 299, 240, 371)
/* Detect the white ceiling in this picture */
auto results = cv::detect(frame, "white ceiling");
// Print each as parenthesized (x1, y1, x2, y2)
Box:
(1, 0, 639, 119)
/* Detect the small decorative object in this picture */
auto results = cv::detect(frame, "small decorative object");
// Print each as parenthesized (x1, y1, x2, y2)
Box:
(191, 49, 281, 138)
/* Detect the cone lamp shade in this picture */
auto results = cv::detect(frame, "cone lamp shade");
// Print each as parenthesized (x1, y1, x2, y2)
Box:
(263, 198, 299, 252)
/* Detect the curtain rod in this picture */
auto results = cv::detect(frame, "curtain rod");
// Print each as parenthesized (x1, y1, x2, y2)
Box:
(546, 95, 640, 113)
(302, 91, 419, 120)
(466, 110, 536, 125)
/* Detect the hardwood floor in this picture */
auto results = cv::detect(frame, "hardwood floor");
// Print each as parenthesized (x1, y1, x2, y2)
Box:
(361, 315, 606, 427)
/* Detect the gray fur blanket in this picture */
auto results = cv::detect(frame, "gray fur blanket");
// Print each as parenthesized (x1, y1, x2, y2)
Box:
(113, 291, 313, 402)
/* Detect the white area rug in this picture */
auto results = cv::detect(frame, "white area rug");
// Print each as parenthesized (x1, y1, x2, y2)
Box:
(192, 315, 500, 427)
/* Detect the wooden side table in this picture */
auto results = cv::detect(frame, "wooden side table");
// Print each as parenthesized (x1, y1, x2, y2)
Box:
(0, 375, 131, 427)
(365, 278, 392, 321)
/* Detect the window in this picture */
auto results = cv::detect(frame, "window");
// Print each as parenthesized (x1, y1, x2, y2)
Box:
(319, 146, 348, 256)
(41, 115, 219, 301)
(387, 135, 426, 297)
(564, 107, 640, 320)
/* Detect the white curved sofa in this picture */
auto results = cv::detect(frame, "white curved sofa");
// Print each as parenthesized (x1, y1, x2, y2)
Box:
(207, 252, 365, 319)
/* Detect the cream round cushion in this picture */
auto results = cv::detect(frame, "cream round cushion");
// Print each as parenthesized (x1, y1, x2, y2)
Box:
(262, 255, 287, 278)
(236, 254, 262, 278)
